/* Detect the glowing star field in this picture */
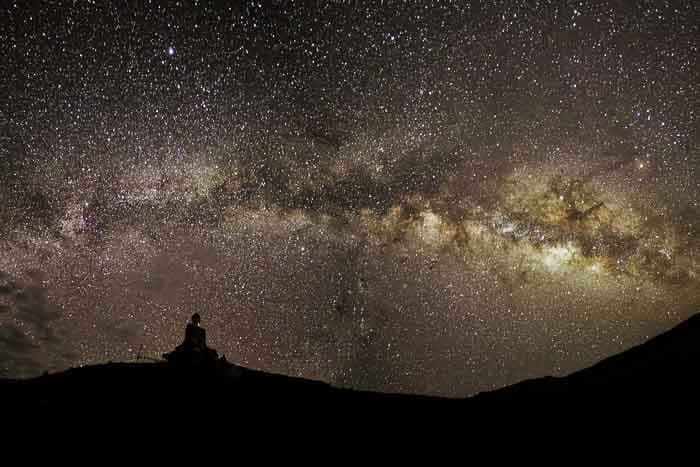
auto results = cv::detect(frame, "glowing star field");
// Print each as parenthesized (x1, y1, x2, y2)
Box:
(0, 2, 698, 396)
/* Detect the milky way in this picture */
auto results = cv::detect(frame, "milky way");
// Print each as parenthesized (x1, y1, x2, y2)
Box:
(1, 1, 698, 396)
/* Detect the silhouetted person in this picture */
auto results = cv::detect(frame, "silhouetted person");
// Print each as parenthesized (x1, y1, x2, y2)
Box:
(165, 313, 218, 364)
(184, 313, 207, 352)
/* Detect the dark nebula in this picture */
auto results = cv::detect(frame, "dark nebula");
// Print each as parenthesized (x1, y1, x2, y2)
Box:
(0, 1, 698, 396)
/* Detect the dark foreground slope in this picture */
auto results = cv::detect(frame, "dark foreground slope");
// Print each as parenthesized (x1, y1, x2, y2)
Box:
(2, 313, 700, 416)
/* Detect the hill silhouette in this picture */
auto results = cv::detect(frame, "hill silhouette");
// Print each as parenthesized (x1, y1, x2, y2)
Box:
(2, 313, 699, 416)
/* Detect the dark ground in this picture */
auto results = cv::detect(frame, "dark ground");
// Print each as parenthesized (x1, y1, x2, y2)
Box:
(3, 313, 699, 419)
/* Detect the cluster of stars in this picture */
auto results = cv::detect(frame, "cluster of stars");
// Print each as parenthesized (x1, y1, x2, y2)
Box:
(0, 1, 697, 397)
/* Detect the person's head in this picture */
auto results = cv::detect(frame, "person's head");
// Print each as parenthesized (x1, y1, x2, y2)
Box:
(191, 313, 201, 326)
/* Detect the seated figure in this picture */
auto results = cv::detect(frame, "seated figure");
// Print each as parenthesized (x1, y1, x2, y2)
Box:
(183, 313, 207, 352)
(164, 313, 219, 364)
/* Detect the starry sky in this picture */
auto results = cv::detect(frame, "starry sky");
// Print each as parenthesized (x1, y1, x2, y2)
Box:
(0, 1, 698, 397)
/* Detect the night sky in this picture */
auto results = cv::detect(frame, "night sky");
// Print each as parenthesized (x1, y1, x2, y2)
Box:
(1, 1, 698, 397)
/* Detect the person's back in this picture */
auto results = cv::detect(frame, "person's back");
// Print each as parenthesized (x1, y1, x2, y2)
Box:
(164, 312, 219, 364)
(184, 321, 206, 352)
(184, 313, 218, 359)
